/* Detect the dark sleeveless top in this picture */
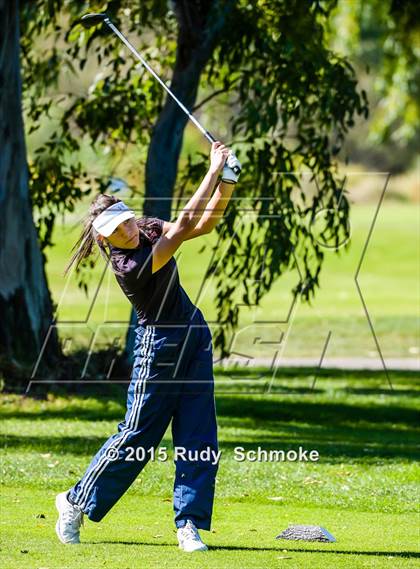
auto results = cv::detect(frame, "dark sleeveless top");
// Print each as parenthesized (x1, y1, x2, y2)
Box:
(109, 217, 196, 325)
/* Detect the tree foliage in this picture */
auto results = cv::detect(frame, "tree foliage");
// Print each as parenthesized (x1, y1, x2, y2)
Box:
(330, 0, 419, 148)
(20, 0, 370, 357)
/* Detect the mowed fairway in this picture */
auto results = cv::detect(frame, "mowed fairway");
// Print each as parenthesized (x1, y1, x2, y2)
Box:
(1, 371, 419, 568)
(46, 202, 419, 360)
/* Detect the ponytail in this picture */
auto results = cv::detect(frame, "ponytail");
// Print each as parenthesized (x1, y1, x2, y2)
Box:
(64, 194, 121, 275)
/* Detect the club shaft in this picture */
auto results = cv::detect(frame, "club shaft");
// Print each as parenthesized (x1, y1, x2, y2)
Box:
(104, 19, 216, 144)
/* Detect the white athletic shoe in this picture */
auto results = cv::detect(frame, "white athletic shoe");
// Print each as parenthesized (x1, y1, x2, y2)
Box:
(55, 491, 84, 544)
(177, 519, 208, 552)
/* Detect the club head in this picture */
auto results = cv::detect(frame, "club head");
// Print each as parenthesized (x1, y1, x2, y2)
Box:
(80, 13, 109, 29)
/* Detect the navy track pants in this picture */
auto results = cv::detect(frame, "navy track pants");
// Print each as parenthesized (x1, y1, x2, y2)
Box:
(68, 308, 218, 531)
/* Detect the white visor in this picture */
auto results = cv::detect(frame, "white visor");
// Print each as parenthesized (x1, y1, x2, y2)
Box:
(92, 201, 135, 237)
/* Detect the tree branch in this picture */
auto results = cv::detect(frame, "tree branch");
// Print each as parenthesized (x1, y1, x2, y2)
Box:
(192, 77, 240, 111)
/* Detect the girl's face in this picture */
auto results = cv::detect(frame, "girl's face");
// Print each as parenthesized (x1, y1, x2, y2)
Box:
(102, 218, 139, 249)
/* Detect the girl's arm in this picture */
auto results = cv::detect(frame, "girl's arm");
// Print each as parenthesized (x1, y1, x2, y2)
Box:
(162, 180, 235, 240)
(151, 142, 229, 273)
(175, 141, 229, 228)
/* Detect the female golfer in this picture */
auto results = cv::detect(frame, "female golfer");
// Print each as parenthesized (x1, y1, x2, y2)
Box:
(55, 142, 241, 552)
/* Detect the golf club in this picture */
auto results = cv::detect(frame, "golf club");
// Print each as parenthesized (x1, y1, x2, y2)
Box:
(80, 13, 241, 174)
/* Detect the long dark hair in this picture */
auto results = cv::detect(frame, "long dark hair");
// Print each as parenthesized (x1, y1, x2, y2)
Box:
(64, 193, 158, 276)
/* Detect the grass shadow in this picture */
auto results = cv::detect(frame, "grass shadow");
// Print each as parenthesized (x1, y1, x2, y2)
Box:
(86, 541, 420, 558)
(215, 397, 420, 427)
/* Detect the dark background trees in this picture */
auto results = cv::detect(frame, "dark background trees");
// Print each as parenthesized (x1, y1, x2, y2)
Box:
(0, 0, 60, 381)
(0, 0, 417, 386)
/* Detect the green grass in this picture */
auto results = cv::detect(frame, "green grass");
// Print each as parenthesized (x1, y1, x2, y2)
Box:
(1, 371, 419, 568)
(45, 203, 419, 358)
